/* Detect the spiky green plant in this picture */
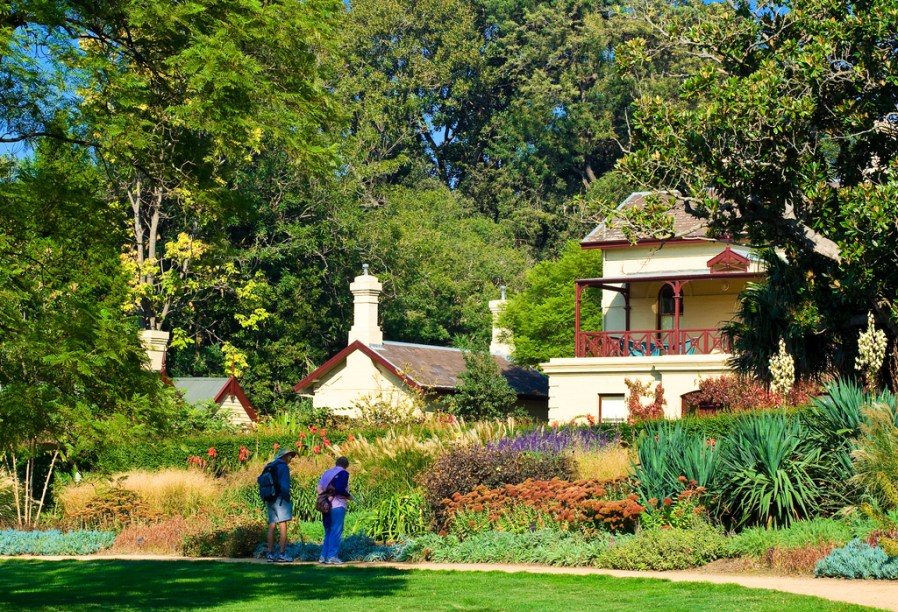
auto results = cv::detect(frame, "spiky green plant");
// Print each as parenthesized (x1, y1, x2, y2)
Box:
(631, 421, 720, 504)
(718, 413, 821, 528)
(804, 379, 898, 510)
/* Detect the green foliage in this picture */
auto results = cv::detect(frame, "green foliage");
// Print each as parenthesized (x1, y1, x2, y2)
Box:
(449, 506, 557, 539)
(717, 413, 821, 528)
(0, 529, 115, 556)
(619, 0, 898, 387)
(815, 539, 898, 579)
(91, 433, 312, 474)
(729, 518, 859, 559)
(173, 400, 238, 436)
(631, 421, 721, 505)
(601, 522, 729, 571)
(400, 529, 625, 567)
(851, 402, 898, 510)
(356, 489, 430, 542)
(450, 349, 520, 421)
(501, 241, 603, 365)
(417, 445, 576, 527)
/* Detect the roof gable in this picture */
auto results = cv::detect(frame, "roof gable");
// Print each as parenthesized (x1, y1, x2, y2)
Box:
(706, 245, 750, 272)
(172, 376, 257, 422)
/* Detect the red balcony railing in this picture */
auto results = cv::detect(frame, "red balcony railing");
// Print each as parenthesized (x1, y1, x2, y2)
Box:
(576, 328, 732, 358)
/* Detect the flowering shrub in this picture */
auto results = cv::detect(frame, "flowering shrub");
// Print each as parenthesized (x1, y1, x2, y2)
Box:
(625, 379, 665, 423)
(685, 375, 819, 413)
(640, 478, 709, 529)
(418, 446, 576, 527)
(488, 427, 620, 454)
(292, 426, 332, 456)
(0, 529, 116, 555)
(443, 478, 644, 535)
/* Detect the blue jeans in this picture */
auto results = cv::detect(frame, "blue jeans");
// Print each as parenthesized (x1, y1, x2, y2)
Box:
(322, 506, 346, 560)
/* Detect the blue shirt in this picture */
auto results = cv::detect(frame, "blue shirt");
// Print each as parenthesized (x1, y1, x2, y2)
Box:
(271, 458, 292, 502)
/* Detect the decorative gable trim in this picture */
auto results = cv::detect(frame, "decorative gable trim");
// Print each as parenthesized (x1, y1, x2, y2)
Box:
(706, 245, 750, 272)
(292, 341, 421, 393)
(214, 376, 259, 422)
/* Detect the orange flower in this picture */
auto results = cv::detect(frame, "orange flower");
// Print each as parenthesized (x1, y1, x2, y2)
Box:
(320, 429, 327, 437)
(273, 443, 280, 451)
(310, 426, 318, 434)
(348, 433, 355, 442)
(207, 447, 217, 458)
(312, 445, 321, 453)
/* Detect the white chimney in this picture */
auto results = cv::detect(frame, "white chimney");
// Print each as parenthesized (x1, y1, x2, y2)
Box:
(489, 286, 514, 357)
(139, 329, 170, 372)
(348, 264, 383, 346)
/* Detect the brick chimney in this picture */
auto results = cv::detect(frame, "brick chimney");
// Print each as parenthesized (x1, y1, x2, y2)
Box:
(489, 286, 514, 357)
(348, 264, 383, 346)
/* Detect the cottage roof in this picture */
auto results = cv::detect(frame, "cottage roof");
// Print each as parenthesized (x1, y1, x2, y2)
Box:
(581, 192, 710, 247)
(172, 376, 258, 422)
(293, 340, 548, 399)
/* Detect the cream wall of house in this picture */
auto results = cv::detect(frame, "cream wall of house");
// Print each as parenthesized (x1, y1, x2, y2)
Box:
(542, 354, 731, 422)
(309, 351, 421, 417)
(219, 396, 253, 427)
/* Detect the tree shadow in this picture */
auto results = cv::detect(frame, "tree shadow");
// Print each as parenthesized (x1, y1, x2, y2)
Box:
(0, 560, 410, 609)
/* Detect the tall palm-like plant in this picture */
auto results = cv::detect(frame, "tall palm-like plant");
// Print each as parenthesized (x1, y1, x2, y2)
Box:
(718, 413, 821, 528)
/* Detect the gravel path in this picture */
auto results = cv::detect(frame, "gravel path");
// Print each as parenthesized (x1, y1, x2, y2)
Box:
(11, 555, 895, 611)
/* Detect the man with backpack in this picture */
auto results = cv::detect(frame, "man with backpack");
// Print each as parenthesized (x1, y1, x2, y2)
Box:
(261, 448, 296, 562)
(317, 456, 353, 564)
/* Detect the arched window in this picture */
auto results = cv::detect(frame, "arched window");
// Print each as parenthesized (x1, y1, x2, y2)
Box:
(657, 284, 683, 330)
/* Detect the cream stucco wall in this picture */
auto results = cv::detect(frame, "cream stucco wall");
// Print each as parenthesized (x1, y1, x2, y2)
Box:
(309, 351, 422, 417)
(542, 354, 731, 422)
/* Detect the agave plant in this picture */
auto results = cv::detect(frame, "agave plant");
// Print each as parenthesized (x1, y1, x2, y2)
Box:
(718, 413, 821, 528)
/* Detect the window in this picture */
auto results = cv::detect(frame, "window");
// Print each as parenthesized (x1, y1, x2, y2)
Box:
(598, 394, 627, 424)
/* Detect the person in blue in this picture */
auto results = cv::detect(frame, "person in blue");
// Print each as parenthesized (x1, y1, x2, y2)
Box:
(266, 448, 296, 562)
(317, 456, 354, 564)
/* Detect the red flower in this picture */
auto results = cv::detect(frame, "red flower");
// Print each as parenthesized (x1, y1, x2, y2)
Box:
(238, 446, 250, 462)
(207, 447, 217, 458)
(323, 439, 331, 447)
(348, 433, 355, 442)
(299, 432, 307, 438)
(296, 441, 303, 448)
(273, 443, 280, 451)
(310, 426, 318, 434)
(706, 438, 716, 448)
(312, 445, 321, 454)
(320, 429, 327, 437)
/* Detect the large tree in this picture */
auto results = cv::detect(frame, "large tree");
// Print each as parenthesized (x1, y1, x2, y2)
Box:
(614, 0, 898, 387)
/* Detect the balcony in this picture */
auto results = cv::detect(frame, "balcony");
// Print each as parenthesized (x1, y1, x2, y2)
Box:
(575, 328, 732, 358)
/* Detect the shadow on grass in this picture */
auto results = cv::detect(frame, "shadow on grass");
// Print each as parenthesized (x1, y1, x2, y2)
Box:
(0, 560, 408, 609)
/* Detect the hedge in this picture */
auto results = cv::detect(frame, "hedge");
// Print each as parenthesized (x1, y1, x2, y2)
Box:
(91, 432, 344, 474)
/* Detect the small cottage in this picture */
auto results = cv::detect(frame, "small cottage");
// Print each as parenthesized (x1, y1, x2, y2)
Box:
(171, 376, 258, 427)
(293, 267, 549, 419)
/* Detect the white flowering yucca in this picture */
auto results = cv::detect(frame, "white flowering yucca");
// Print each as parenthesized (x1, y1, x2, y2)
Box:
(856, 311, 888, 390)
(769, 338, 795, 397)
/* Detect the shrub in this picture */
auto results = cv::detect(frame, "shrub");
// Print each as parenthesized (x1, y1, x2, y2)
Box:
(0, 529, 115, 555)
(418, 446, 576, 526)
(488, 427, 619, 454)
(764, 544, 838, 574)
(64, 487, 160, 530)
(685, 375, 820, 414)
(815, 539, 898, 579)
(181, 514, 261, 558)
(640, 479, 710, 530)
(625, 379, 665, 423)
(443, 478, 643, 535)
(717, 413, 821, 528)
(601, 521, 729, 570)
(399, 529, 627, 566)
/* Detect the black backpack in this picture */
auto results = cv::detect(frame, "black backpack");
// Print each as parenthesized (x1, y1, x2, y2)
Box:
(257, 462, 280, 502)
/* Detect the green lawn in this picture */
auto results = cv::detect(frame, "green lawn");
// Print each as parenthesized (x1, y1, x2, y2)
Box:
(0, 559, 872, 611)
